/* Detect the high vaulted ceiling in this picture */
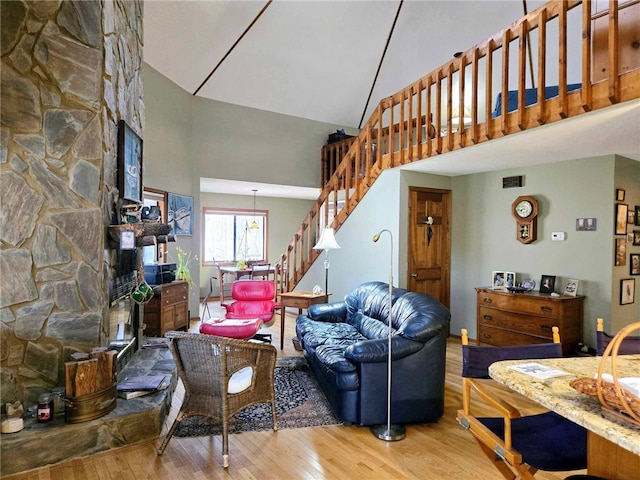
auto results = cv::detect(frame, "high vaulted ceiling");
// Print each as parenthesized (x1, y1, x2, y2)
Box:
(144, 1, 639, 196)
(144, 0, 546, 128)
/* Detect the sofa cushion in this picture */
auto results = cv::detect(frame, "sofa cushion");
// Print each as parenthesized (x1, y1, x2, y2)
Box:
(350, 311, 392, 340)
(303, 323, 366, 349)
(315, 345, 356, 373)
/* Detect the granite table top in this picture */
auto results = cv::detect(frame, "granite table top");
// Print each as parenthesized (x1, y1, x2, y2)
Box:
(489, 354, 640, 455)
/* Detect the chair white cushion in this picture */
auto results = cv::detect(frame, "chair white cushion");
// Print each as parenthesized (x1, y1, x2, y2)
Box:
(228, 366, 254, 394)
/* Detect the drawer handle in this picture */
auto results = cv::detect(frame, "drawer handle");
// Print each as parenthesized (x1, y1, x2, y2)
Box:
(483, 314, 493, 321)
(483, 297, 493, 304)
(482, 333, 492, 339)
(540, 306, 553, 312)
(541, 324, 553, 331)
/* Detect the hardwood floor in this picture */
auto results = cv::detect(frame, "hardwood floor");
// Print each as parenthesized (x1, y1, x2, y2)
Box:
(5, 303, 587, 479)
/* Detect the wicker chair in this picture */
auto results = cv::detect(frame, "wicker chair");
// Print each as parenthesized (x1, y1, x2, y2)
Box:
(157, 331, 278, 467)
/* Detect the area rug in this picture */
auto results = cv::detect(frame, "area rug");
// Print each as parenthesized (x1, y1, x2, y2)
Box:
(174, 356, 341, 437)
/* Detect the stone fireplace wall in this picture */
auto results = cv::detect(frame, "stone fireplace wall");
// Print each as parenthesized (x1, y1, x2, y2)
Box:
(0, 0, 144, 408)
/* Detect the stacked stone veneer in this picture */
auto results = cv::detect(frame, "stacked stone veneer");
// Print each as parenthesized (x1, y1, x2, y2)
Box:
(0, 0, 144, 409)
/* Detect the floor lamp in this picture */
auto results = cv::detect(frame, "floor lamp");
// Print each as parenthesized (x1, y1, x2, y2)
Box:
(313, 227, 340, 297)
(371, 229, 406, 441)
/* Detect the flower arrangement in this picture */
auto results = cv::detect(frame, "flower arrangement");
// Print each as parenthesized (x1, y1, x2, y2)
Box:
(175, 246, 197, 288)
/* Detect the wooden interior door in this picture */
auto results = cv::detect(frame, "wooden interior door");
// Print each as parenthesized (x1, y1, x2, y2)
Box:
(408, 187, 451, 308)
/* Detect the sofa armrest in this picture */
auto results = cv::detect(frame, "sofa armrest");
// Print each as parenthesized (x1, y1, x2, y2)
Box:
(344, 336, 424, 363)
(307, 301, 348, 323)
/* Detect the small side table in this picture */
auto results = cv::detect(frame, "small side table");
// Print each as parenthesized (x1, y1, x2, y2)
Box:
(278, 291, 327, 350)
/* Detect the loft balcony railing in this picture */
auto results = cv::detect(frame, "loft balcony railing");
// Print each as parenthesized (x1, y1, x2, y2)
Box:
(275, 0, 640, 293)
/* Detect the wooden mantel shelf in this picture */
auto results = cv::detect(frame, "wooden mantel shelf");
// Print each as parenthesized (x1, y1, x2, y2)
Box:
(107, 223, 175, 247)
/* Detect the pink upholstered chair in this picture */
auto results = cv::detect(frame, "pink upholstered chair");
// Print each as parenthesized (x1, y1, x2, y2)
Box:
(201, 280, 279, 343)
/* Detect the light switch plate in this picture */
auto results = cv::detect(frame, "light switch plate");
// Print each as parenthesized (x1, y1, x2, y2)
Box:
(551, 232, 565, 241)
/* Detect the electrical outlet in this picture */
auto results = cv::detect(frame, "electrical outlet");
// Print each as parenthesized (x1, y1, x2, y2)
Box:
(551, 232, 565, 241)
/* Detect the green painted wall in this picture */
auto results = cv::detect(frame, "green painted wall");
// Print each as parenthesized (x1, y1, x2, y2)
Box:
(144, 64, 639, 348)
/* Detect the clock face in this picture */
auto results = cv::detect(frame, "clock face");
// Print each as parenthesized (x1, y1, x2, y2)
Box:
(515, 200, 533, 218)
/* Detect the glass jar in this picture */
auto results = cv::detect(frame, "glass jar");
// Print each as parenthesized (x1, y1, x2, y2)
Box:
(37, 393, 54, 422)
(51, 387, 65, 415)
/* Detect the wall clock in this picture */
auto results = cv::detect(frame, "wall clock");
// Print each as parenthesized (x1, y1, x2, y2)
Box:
(512, 195, 538, 244)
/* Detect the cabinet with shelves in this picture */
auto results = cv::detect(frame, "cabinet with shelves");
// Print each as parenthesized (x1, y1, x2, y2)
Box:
(475, 287, 584, 356)
(144, 281, 188, 337)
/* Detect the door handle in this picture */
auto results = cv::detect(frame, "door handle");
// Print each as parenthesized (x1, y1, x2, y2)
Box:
(411, 273, 418, 278)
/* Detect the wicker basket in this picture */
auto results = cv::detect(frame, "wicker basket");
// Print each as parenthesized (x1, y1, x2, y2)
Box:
(570, 322, 640, 427)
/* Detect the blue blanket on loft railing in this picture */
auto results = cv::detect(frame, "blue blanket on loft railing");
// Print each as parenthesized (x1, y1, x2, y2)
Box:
(492, 83, 582, 118)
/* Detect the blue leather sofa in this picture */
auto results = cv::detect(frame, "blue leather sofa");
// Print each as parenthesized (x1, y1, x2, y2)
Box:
(295, 281, 451, 426)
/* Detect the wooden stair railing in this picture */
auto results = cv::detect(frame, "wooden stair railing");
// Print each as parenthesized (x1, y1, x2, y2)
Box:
(275, 0, 640, 294)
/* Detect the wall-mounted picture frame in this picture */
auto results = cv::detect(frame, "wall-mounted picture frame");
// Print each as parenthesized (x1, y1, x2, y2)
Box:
(615, 203, 628, 235)
(615, 238, 627, 266)
(492, 271, 505, 288)
(633, 231, 640, 246)
(616, 188, 625, 201)
(631, 254, 640, 276)
(117, 120, 143, 203)
(119, 229, 136, 250)
(540, 275, 556, 294)
(620, 278, 635, 305)
(564, 278, 579, 296)
(167, 193, 193, 235)
(576, 217, 597, 231)
(636, 206, 640, 226)
(629, 209, 636, 225)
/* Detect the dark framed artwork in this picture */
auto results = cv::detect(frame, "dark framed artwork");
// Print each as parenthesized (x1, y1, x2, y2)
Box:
(615, 238, 626, 266)
(616, 188, 625, 201)
(576, 217, 597, 231)
(540, 275, 556, 294)
(615, 203, 628, 235)
(634, 231, 640, 246)
(636, 206, 640, 226)
(620, 278, 635, 305)
(631, 254, 640, 275)
(117, 120, 143, 203)
(167, 193, 193, 235)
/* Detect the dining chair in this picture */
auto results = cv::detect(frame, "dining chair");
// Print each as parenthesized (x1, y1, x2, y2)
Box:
(596, 317, 640, 356)
(217, 265, 235, 301)
(251, 263, 272, 280)
(157, 331, 277, 468)
(456, 328, 587, 480)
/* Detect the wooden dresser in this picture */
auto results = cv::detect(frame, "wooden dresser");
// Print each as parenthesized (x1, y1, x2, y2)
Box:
(144, 281, 189, 337)
(475, 287, 584, 356)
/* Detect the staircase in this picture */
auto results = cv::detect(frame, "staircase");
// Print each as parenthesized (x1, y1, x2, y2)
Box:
(275, 0, 640, 292)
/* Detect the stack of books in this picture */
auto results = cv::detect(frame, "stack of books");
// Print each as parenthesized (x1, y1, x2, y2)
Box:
(116, 374, 170, 399)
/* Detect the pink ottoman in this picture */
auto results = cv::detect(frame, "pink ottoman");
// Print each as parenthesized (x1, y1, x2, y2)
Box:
(199, 318, 263, 340)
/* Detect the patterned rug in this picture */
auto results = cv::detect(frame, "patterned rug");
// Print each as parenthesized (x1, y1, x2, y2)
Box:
(174, 356, 341, 437)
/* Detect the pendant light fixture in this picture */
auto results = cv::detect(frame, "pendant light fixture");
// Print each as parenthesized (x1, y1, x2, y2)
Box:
(250, 189, 259, 229)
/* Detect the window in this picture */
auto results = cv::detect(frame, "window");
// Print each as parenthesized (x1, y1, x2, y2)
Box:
(202, 207, 268, 264)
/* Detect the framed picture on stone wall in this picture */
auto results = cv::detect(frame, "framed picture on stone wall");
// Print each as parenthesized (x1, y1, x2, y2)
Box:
(118, 120, 143, 203)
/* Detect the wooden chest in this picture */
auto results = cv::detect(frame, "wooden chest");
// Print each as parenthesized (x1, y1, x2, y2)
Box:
(144, 281, 189, 337)
(475, 287, 584, 356)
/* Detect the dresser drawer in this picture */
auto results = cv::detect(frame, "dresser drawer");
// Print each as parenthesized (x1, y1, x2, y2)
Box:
(477, 291, 559, 317)
(475, 287, 584, 356)
(478, 325, 550, 346)
(162, 282, 188, 305)
(478, 306, 556, 338)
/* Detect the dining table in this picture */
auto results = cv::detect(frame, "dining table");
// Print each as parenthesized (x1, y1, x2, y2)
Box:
(217, 265, 275, 302)
(489, 354, 640, 480)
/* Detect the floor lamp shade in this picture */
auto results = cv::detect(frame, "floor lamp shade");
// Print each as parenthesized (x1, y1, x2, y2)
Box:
(313, 227, 340, 295)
